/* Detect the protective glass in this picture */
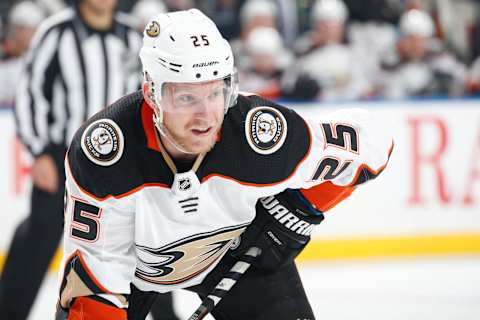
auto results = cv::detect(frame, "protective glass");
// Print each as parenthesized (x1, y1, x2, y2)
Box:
(158, 74, 238, 117)
(151, 73, 238, 154)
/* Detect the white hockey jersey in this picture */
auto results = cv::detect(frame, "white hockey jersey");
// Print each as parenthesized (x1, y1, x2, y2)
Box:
(59, 91, 393, 308)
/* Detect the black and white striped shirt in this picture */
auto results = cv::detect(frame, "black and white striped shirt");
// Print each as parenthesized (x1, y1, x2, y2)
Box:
(15, 7, 142, 156)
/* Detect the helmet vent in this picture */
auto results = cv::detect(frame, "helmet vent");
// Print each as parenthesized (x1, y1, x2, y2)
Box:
(157, 57, 181, 73)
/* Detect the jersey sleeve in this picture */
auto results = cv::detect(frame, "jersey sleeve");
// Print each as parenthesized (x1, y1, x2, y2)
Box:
(293, 108, 394, 211)
(59, 152, 137, 310)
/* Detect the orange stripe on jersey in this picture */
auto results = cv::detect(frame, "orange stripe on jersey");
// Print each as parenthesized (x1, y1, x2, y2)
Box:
(301, 141, 393, 212)
(386, 141, 394, 159)
(301, 182, 355, 212)
(73, 101, 314, 199)
(66, 159, 169, 202)
(201, 172, 282, 187)
(201, 118, 313, 187)
(68, 296, 126, 320)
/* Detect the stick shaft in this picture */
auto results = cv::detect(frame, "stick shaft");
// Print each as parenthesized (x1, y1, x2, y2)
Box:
(186, 247, 261, 320)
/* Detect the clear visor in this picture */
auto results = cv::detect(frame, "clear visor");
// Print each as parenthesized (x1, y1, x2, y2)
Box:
(155, 73, 238, 119)
(151, 73, 238, 154)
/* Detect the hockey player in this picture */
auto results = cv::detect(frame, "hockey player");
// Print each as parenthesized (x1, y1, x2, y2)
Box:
(56, 9, 393, 320)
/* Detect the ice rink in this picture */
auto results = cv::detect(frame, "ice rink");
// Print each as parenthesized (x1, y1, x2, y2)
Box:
(30, 255, 480, 320)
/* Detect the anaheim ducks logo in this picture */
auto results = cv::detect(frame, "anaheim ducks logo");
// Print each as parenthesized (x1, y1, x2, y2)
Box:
(146, 21, 160, 37)
(245, 106, 287, 155)
(81, 119, 124, 166)
(135, 225, 247, 285)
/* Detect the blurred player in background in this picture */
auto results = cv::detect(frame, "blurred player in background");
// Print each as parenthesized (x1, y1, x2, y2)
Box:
(377, 8, 467, 98)
(130, 0, 167, 33)
(55, 8, 392, 320)
(237, 26, 292, 99)
(284, 0, 371, 101)
(294, 0, 349, 56)
(0, 1, 45, 108)
(230, 0, 278, 71)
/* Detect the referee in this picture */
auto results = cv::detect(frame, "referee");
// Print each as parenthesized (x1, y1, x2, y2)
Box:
(0, 1, 177, 319)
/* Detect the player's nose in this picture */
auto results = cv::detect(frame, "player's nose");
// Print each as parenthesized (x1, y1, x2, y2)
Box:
(194, 99, 212, 115)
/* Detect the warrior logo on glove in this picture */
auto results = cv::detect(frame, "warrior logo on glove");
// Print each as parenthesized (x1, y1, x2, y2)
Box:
(259, 196, 317, 237)
(231, 189, 324, 270)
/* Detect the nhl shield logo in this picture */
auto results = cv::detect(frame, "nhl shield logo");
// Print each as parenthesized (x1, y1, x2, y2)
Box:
(178, 178, 191, 191)
(171, 171, 200, 197)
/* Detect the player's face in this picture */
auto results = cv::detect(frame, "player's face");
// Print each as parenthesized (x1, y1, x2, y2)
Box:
(244, 15, 276, 36)
(161, 80, 226, 154)
(252, 53, 277, 75)
(399, 35, 429, 60)
(82, 0, 117, 15)
(11, 26, 37, 55)
(315, 21, 344, 45)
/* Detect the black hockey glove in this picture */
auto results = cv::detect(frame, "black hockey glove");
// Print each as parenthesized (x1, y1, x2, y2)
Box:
(231, 189, 324, 270)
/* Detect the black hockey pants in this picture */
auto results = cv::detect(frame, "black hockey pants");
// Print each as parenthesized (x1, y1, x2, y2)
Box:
(128, 254, 316, 320)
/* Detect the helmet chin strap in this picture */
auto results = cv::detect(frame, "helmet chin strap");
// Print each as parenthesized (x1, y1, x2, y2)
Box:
(152, 113, 198, 156)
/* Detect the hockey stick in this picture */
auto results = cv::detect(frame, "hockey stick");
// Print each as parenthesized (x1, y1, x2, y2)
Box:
(187, 246, 261, 320)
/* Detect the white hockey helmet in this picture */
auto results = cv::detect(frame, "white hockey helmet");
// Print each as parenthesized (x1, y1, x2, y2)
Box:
(240, 0, 278, 28)
(131, 0, 167, 29)
(312, 0, 349, 24)
(246, 27, 283, 56)
(8, 1, 46, 27)
(400, 9, 434, 38)
(139, 9, 238, 126)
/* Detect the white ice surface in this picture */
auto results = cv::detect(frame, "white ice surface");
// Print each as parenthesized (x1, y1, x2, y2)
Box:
(30, 256, 480, 320)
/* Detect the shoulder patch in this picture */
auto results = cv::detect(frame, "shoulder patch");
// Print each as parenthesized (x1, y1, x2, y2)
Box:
(245, 106, 287, 155)
(80, 119, 124, 166)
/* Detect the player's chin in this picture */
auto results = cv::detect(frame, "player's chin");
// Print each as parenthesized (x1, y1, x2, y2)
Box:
(187, 135, 217, 154)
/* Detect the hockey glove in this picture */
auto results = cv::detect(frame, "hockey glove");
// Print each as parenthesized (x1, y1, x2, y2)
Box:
(231, 189, 324, 270)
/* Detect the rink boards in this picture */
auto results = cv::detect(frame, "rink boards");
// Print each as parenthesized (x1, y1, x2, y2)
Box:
(0, 99, 479, 270)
